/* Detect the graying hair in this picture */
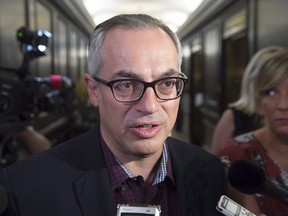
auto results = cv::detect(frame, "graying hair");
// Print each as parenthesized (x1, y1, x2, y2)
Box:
(88, 14, 183, 77)
(230, 46, 288, 113)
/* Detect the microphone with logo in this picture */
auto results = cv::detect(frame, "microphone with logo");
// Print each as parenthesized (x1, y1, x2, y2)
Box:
(0, 185, 8, 214)
(228, 160, 288, 205)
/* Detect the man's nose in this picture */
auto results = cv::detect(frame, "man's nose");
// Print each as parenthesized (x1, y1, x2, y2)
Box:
(135, 87, 159, 113)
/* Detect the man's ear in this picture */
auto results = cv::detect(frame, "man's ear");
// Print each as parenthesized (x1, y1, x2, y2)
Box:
(84, 73, 101, 107)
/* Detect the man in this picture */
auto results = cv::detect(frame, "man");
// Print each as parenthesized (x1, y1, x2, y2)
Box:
(0, 14, 226, 216)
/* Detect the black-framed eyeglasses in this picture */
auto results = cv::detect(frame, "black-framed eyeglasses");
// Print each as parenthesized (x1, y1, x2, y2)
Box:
(93, 73, 188, 102)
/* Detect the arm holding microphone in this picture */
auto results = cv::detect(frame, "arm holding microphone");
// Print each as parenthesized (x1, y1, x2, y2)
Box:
(217, 143, 263, 215)
(228, 160, 288, 205)
(217, 136, 288, 216)
(18, 125, 51, 154)
(224, 168, 261, 215)
(216, 160, 288, 216)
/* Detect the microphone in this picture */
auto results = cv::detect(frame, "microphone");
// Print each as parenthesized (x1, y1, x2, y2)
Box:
(0, 185, 8, 214)
(228, 160, 288, 205)
(48, 74, 72, 89)
(33, 74, 72, 89)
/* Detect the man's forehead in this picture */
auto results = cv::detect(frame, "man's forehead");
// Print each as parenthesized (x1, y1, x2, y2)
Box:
(104, 26, 171, 41)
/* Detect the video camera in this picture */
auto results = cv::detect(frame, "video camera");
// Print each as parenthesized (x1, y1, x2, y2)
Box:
(0, 27, 74, 166)
(0, 26, 74, 132)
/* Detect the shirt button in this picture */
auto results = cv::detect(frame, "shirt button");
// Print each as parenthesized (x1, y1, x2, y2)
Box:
(120, 185, 126, 191)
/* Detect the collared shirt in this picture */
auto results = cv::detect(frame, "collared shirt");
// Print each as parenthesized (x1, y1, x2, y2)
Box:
(101, 138, 180, 216)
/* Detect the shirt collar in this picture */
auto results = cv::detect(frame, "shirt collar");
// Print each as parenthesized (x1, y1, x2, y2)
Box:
(101, 137, 175, 189)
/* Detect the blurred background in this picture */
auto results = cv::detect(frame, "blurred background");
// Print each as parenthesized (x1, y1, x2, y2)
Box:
(1, 0, 288, 165)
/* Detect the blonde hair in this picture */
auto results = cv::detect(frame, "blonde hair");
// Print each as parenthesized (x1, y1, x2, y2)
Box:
(230, 46, 288, 114)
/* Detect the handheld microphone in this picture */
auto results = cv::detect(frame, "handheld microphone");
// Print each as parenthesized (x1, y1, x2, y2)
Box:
(228, 160, 288, 205)
(0, 185, 8, 214)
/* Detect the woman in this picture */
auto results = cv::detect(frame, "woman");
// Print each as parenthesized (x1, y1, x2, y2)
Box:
(217, 46, 288, 216)
(211, 46, 276, 154)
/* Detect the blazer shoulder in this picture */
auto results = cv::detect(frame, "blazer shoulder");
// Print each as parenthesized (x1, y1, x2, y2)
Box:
(166, 136, 218, 162)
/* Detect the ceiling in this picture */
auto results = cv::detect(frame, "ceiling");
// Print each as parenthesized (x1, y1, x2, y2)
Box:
(81, 0, 204, 32)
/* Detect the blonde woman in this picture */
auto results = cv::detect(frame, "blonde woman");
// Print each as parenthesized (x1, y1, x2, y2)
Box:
(218, 46, 288, 215)
(211, 47, 285, 154)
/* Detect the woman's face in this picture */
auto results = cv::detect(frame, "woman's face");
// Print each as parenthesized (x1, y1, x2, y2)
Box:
(258, 76, 288, 137)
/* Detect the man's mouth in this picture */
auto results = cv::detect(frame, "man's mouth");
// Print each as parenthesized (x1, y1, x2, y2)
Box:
(130, 122, 162, 138)
(136, 124, 154, 129)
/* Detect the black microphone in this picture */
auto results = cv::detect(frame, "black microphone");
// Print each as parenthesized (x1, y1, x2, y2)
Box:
(228, 160, 288, 205)
(0, 185, 8, 214)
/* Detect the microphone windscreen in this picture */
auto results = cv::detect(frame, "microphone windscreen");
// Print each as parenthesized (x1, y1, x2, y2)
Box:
(49, 74, 63, 89)
(228, 160, 266, 194)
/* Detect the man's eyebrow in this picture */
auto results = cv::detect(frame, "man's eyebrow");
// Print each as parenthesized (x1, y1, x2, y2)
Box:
(159, 69, 180, 78)
(112, 70, 140, 79)
(111, 68, 180, 80)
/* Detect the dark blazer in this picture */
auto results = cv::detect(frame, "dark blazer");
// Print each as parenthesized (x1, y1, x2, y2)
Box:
(0, 124, 226, 216)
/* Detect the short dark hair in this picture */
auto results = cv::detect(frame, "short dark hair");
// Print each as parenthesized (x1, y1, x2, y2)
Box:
(88, 14, 182, 77)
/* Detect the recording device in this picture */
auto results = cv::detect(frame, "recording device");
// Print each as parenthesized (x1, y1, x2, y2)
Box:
(216, 195, 255, 216)
(228, 160, 288, 205)
(116, 204, 161, 216)
(0, 26, 74, 129)
(0, 26, 74, 167)
(0, 185, 8, 214)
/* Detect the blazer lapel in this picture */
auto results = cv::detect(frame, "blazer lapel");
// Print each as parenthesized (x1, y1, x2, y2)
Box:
(71, 124, 116, 216)
(74, 169, 115, 216)
(167, 137, 200, 216)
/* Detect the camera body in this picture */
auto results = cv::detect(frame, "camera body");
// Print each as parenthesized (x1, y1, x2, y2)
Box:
(0, 73, 73, 133)
(0, 27, 74, 133)
(0, 26, 74, 167)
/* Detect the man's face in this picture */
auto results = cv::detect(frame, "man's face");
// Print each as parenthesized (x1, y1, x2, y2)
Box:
(85, 27, 181, 160)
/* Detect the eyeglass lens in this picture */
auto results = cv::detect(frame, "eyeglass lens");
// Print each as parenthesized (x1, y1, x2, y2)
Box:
(112, 77, 185, 102)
